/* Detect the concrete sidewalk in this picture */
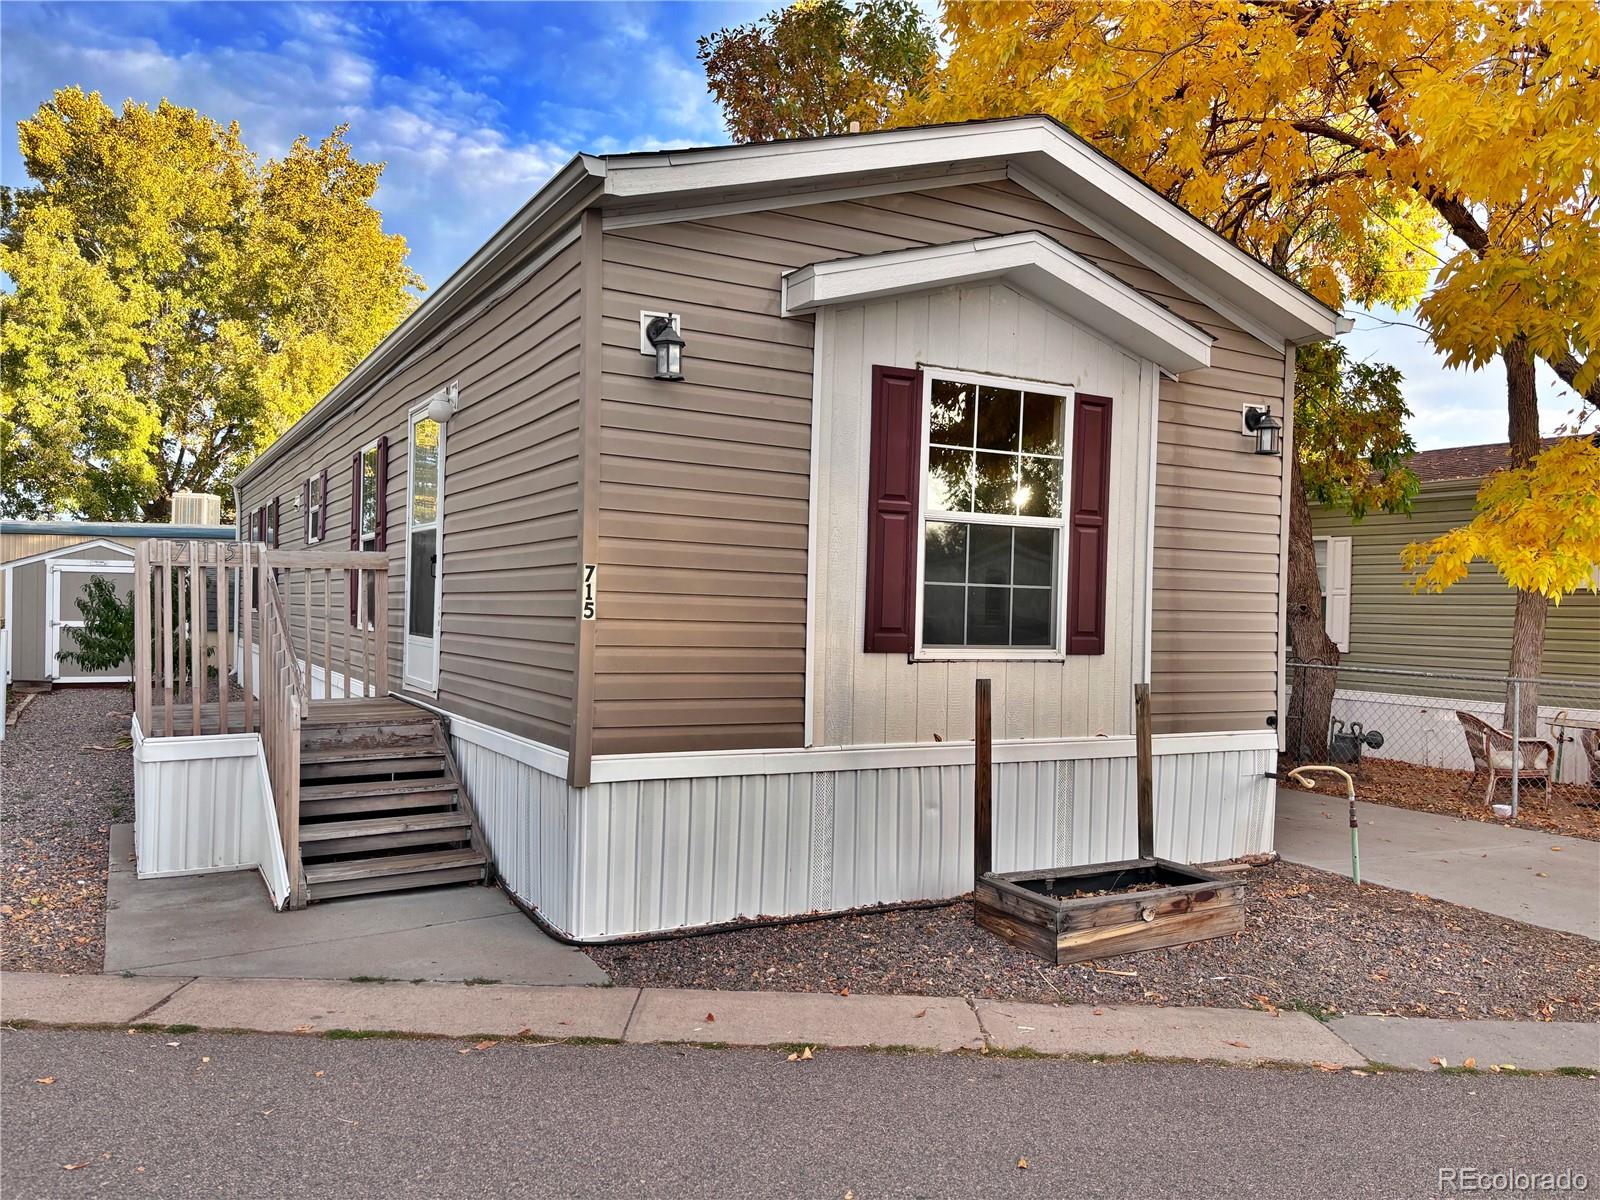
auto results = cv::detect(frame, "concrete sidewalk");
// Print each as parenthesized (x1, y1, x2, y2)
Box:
(1276, 791, 1600, 939)
(4, 972, 1594, 1073)
(104, 824, 605, 986)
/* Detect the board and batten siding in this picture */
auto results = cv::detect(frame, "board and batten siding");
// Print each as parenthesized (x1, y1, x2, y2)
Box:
(596, 177, 1287, 753)
(1313, 486, 1600, 695)
(236, 236, 587, 749)
(812, 284, 1154, 746)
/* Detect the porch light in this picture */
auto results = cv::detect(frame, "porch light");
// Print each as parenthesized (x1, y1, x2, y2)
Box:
(1243, 405, 1282, 456)
(645, 315, 686, 381)
(426, 383, 458, 426)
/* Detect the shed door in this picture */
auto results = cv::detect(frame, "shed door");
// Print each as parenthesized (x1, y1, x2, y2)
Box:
(403, 406, 445, 694)
(49, 562, 135, 682)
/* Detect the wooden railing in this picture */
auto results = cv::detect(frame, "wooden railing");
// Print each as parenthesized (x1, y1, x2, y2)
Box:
(133, 541, 390, 737)
(259, 561, 308, 906)
(132, 540, 391, 909)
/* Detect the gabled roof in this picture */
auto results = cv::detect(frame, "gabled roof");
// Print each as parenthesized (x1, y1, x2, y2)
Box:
(239, 116, 1346, 488)
(1407, 437, 1566, 484)
(781, 230, 1213, 373)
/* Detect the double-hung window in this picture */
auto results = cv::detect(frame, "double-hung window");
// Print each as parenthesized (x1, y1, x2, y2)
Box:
(305, 474, 323, 544)
(917, 370, 1071, 655)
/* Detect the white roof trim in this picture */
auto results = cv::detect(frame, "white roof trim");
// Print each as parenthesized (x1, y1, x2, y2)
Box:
(602, 118, 1342, 346)
(2, 537, 136, 571)
(782, 231, 1213, 374)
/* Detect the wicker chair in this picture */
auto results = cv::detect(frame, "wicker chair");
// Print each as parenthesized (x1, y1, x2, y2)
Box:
(1455, 711, 1555, 805)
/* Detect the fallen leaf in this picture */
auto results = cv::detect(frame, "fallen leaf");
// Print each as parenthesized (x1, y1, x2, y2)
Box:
(34, 1077, 55, 1085)
(1224, 1041, 1249, 1049)
(1551, 846, 1563, 852)
(786, 1052, 799, 1062)
(314, 1071, 325, 1078)
(1430, 1057, 1448, 1068)
(1312, 1062, 1345, 1072)
(292, 1024, 314, 1034)
(473, 1040, 497, 1051)
(1350, 1070, 1369, 1077)
(1091, 1009, 1104, 1017)
(200, 1057, 210, 1064)
(800, 1046, 814, 1061)
(1017, 1158, 1029, 1170)
(839, 987, 850, 997)
(61, 1163, 90, 1172)
(165, 1041, 179, 1048)
(516, 1028, 533, 1037)
(705, 1013, 716, 1023)
(1535, 872, 1549, 878)
(1463, 1057, 1476, 1069)
(912, 1009, 927, 1019)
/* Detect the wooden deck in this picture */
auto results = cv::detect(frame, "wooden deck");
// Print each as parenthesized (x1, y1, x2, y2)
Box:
(143, 696, 428, 738)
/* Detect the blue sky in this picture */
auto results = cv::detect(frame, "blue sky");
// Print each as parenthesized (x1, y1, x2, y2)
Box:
(0, 1, 1577, 449)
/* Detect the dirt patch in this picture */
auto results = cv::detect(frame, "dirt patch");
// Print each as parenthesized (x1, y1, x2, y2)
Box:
(1329, 758, 1600, 841)
(589, 861, 1599, 1022)
(2, 687, 132, 973)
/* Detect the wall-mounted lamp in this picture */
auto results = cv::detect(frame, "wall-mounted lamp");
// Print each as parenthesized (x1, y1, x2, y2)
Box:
(427, 383, 459, 425)
(643, 313, 685, 381)
(1242, 404, 1282, 456)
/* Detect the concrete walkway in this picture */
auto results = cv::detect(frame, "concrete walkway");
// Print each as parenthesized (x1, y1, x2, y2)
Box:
(4, 972, 1594, 1073)
(105, 824, 605, 986)
(1275, 791, 1600, 939)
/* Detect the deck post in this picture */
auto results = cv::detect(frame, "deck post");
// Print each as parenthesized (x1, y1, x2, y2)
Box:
(133, 542, 151, 734)
(189, 543, 204, 735)
(1135, 682, 1155, 860)
(974, 677, 993, 883)
(215, 544, 229, 734)
(375, 572, 389, 698)
(160, 541, 174, 736)
(241, 546, 255, 733)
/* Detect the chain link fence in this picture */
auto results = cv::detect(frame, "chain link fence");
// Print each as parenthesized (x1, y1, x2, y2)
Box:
(1285, 660, 1600, 820)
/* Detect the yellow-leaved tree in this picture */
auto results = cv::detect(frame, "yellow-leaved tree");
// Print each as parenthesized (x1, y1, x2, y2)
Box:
(1, 88, 422, 520)
(897, 0, 1600, 727)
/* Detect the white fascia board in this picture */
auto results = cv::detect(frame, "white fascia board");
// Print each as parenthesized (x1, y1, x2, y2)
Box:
(602, 118, 1342, 346)
(783, 231, 1212, 374)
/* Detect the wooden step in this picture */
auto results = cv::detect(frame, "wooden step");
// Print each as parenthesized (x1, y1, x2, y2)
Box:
(301, 741, 442, 765)
(303, 848, 487, 900)
(301, 776, 461, 803)
(300, 811, 472, 857)
(300, 789, 459, 820)
(299, 755, 447, 783)
(300, 723, 439, 751)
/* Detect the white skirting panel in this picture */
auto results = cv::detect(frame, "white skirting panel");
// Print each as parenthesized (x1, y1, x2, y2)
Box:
(452, 723, 1278, 941)
(130, 718, 291, 909)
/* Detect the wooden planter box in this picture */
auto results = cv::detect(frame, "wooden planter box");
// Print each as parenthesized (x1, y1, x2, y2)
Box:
(975, 857, 1245, 964)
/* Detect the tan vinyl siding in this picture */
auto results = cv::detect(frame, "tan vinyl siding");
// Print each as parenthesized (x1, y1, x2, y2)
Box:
(594, 178, 1287, 752)
(1313, 487, 1600, 698)
(236, 236, 585, 749)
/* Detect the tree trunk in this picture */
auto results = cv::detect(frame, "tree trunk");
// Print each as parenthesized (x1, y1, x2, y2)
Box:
(1285, 453, 1341, 762)
(1502, 336, 1546, 731)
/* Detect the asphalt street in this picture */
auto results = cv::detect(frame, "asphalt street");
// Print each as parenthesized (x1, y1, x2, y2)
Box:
(3, 1028, 1595, 1199)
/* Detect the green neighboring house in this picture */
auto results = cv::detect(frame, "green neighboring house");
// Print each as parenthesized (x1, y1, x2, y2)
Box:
(1310, 438, 1599, 783)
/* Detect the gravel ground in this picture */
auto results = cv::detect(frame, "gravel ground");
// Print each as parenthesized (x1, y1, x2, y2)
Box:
(590, 861, 1600, 1022)
(1333, 759, 1600, 841)
(1, 687, 132, 973)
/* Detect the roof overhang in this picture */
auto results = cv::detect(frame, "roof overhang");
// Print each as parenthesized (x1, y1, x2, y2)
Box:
(782, 231, 1212, 374)
(599, 117, 1347, 348)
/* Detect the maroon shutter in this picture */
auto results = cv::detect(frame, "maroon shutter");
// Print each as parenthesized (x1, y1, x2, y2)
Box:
(863, 365, 923, 654)
(349, 451, 361, 625)
(1065, 393, 1114, 655)
(256, 507, 266, 543)
(373, 435, 390, 551)
(302, 478, 311, 542)
(319, 467, 329, 544)
(269, 498, 280, 548)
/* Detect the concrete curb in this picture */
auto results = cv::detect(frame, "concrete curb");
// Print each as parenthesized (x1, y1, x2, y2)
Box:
(3, 971, 1594, 1073)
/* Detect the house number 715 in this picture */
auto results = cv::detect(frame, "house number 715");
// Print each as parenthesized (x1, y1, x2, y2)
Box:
(581, 563, 597, 620)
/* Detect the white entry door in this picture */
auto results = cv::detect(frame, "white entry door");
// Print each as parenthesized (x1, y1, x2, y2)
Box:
(49, 561, 135, 682)
(403, 403, 445, 693)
